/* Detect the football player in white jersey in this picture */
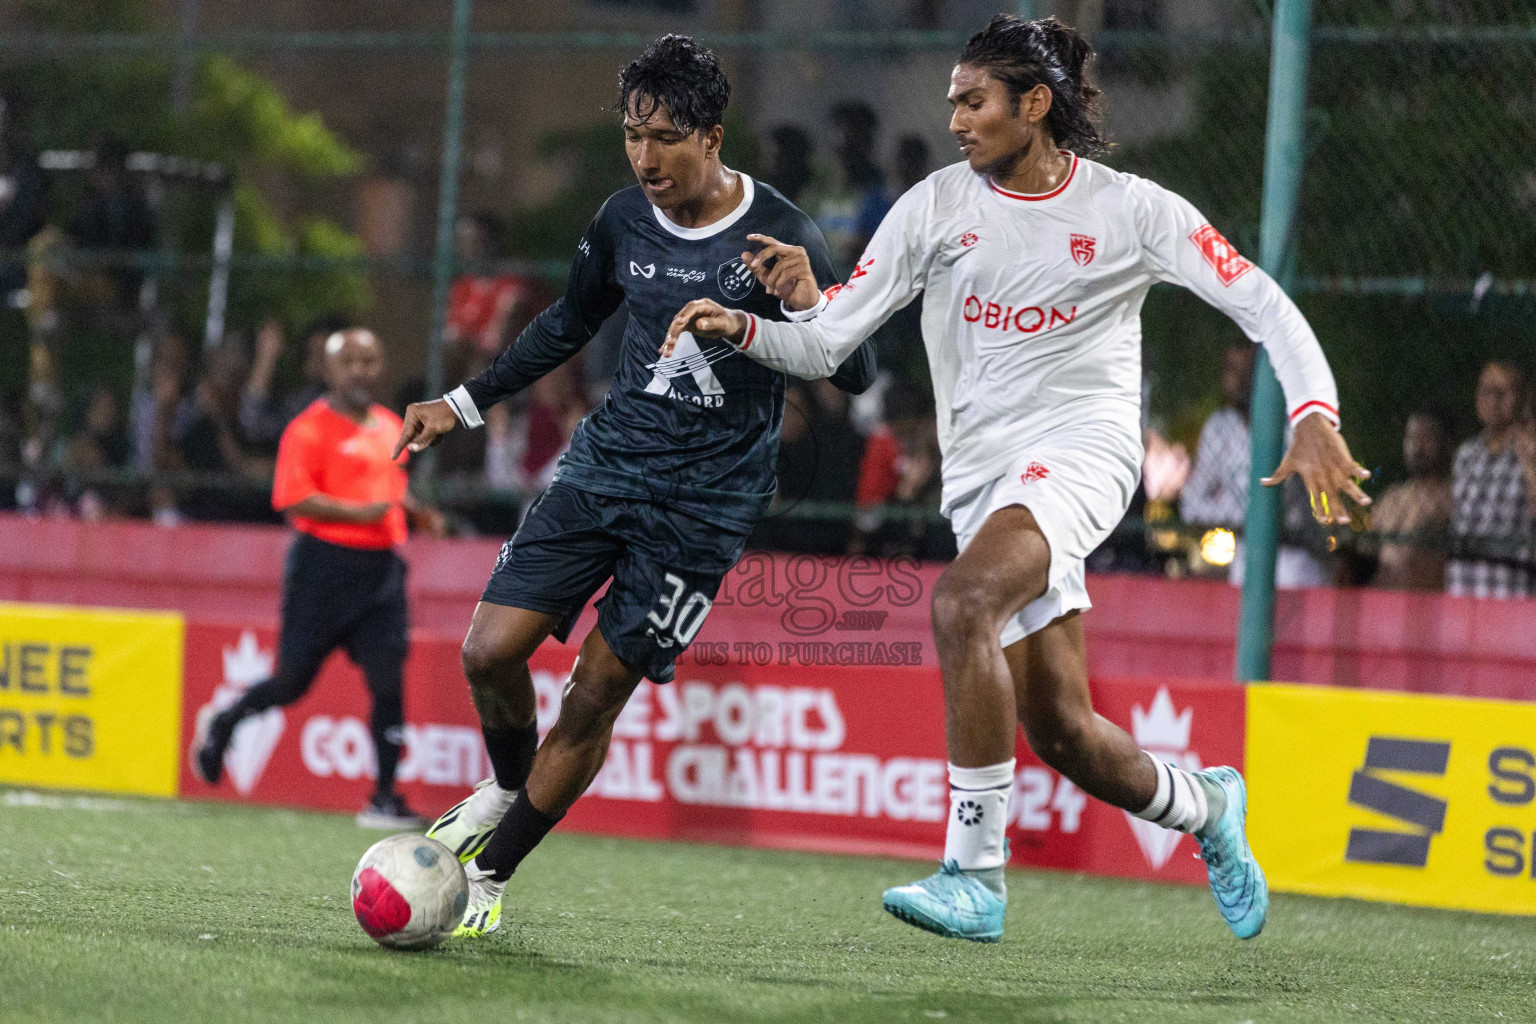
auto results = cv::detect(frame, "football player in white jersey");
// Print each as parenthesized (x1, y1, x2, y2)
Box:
(666, 15, 1370, 943)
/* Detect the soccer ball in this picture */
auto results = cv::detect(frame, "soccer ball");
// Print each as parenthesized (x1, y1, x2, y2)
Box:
(351, 834, 468, 950)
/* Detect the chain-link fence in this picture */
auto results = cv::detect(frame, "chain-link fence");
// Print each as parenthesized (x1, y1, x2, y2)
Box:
(0, 0, 1531, 588)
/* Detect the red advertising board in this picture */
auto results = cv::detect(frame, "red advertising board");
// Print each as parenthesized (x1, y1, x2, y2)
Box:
(181, 622, 1243, 883)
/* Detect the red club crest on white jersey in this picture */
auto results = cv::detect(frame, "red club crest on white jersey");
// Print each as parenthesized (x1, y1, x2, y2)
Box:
(960, 232, 979, 248)
(1069, 233, 1096, 266)
(1188, 224, 1254, 287)
(1021, 462, 1050, 484)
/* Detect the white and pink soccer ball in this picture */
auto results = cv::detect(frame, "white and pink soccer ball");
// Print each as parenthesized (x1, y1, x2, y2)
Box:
(351, 834, 468, 950)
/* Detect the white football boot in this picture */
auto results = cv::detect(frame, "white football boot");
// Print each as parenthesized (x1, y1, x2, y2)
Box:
(427, 778, 516, 863)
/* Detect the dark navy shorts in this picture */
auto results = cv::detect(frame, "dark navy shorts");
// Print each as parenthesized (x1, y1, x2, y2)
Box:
(482, 482, 748, 683)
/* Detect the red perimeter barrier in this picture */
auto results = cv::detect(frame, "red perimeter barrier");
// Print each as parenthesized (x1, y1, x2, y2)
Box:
(5, 513, 1536, 698)
(179, 621, 1241, 882)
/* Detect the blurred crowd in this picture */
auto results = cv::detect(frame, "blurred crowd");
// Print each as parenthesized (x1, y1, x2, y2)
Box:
(3, 99, 1534, 599)
(1165, 346, 1536, 599)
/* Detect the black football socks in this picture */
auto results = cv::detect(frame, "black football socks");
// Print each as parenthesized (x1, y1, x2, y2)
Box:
(481, 722, 539, 791)
(475, 790, 563, 881)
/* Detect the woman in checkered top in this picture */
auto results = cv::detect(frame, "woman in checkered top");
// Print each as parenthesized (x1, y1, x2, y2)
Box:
(1448, 360, 1536, 599)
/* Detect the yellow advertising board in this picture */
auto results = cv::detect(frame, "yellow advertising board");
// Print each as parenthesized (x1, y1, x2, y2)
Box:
(1248, 683, 1536, 916)
(0, 603, 184, 797)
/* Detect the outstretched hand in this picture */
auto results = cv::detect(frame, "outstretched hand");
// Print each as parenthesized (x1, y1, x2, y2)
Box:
(743, 233, 821, 311)
(393, 398, 460, 460)
(662, 299, 749, 358)
(1262, 411, 1371, 525)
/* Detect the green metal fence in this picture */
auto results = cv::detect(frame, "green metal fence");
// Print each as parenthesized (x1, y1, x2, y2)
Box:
(0, 2, 1533, 674)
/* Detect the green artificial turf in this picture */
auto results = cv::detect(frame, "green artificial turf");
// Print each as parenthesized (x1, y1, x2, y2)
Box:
(0, 787, 1532, 1023)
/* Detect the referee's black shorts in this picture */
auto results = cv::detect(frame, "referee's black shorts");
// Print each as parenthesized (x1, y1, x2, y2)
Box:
(277, 532, 408, 680)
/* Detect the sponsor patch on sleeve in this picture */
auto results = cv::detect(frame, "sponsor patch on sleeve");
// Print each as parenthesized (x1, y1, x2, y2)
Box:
(1188, 224, 1254, 287)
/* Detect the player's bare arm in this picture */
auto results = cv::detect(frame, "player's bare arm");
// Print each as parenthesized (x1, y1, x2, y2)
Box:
(1261, 411, 1372, 525)
(662, 298, 747, 358)
(743, 233, 820, 311)
(393, 398, 459, 459)
(279, 493, 392, 524)
(402, 490, 447, 537)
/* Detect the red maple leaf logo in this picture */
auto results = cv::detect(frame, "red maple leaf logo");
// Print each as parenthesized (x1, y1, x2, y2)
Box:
(1069, 233, 1096, 266)
(1021, 462, 1050, 484)
(1188, 224, 1254, 287)
(960, 232, 979, 248)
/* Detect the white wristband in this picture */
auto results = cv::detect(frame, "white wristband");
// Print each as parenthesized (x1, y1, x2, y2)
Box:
(1288, 400, 1340, 429)
(443, 385, 484, 429)
(780, 291, 829, 322)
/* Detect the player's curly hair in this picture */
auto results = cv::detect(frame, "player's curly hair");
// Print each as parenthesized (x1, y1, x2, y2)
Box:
(958, 15, 1109, 158)
(618, 35, 731, 136)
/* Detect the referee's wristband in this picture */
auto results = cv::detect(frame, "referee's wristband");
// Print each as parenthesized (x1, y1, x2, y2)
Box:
(443, 385, 484, 429)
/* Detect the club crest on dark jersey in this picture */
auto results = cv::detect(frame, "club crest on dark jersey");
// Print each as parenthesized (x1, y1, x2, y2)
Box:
(717, 257, 756, 301)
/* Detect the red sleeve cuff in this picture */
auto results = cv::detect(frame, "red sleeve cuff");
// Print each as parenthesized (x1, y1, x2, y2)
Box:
(1289, 400, 1340, 427)
(737, 314, 758, 351)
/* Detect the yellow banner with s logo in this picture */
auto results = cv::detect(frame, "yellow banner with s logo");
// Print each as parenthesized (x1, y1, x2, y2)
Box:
(1247, 683, 1536, 916)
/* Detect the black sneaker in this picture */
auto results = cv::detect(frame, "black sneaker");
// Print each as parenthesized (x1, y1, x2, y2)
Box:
(190, 705, 236, 785)
(357, 792, 428, 830)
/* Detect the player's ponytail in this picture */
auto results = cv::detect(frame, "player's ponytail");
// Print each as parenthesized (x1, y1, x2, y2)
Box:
(958, 14, 1108, 158)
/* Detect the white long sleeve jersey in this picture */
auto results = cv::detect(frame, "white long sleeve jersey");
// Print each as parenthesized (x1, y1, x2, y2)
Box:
(733, 156, 1340, 513)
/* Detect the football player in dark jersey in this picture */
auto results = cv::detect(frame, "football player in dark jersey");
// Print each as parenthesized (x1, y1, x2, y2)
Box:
(394, 34, 877, 937)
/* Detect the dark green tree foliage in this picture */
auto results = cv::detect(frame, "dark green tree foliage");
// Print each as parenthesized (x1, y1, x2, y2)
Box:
(2, 0, 370, 339)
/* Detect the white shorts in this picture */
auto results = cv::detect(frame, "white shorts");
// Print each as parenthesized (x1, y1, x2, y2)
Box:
(948, 428, 1140, 647)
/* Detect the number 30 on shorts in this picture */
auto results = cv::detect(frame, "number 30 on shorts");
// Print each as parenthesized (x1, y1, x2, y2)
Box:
(645, 573, 712, 649)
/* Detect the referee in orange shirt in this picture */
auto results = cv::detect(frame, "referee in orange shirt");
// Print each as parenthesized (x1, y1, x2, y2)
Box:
(193, 328, 441, 829)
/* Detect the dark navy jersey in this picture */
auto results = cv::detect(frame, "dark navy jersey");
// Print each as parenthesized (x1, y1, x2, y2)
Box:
(459, 175, 877, 533)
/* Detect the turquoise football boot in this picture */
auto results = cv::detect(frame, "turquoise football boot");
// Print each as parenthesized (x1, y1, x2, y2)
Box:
(882, 860, 1006, 943)
(1194, 766, 1269, 939)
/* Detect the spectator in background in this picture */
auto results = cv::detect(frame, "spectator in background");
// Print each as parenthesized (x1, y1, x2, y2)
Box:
(851, 381, 940, 555)
(1142, 426, 1191, 508)
(876, 135, 935, 380)
(1448, 360, 1536, 599)
(447, 212, 545, 361)
(240, 314, 350, 450)
(135, 337, 188, 529)
(1368, 410, 1453, 591)
(484, 360, 589, 494)
(0, 92, 46, 300)
(173, 338, 273, 520)
(69, 136, 156, 308)
(129, 332, 189, 474)
(1182, 342, 1329, 587)
(1181, 344, 1254, 532)
(763, 125, 816, 205)
(394, 213, 546, 483)
(49, 385, 130, 520)
(0, 397, 21, 477)
(810, 101, 892, 271)
(173, 339, 260, 476)
(64, 385, 130, 471)
(762, 380, 867, 553)
(775, 379, 865, 508)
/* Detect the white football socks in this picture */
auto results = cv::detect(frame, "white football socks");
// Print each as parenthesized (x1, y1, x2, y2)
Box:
(1133, 759, 1209, 835)
(943, 760, 1015, 873)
